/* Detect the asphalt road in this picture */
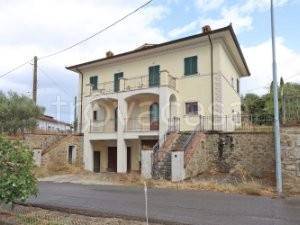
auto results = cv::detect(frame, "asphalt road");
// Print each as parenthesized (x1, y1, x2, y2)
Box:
(27, 182, 300, 225)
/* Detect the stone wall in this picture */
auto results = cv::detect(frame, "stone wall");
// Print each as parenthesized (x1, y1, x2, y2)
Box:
(185, 131, 275, 181)
(21, 133, 84, 169)
(41, 134, 83, 168)
(281, 126, 300, 193)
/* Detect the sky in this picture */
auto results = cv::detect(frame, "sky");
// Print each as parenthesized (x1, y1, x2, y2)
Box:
(0, 0, 299, 123)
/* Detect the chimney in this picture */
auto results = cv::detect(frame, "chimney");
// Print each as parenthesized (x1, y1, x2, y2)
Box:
(106, 51, 114, 58)
(202, 25, 212, 34)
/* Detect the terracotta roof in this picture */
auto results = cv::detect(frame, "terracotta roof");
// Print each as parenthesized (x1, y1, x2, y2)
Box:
(66, 25, 250, 76)
(38, 115, 71, 126)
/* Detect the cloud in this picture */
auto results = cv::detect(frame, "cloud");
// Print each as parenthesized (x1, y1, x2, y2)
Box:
(195, 0, 224, 11)
(0, 0, 168, 122)
(170, 0, 290, 37)
(241, 37, 300, 95)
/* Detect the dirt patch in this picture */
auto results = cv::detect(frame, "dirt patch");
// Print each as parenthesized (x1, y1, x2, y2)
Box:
(0, 205, 161, 225)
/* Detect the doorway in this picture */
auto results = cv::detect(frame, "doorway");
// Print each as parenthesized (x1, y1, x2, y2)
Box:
(93, 151, 101, 173)
(127, 147, 131, 172)
(108, 147, 117, 172)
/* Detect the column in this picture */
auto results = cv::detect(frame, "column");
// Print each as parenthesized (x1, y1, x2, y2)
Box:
(117, 97, 127, 173)
(159, 88, 170, 145)
(83, 136, 93, 171)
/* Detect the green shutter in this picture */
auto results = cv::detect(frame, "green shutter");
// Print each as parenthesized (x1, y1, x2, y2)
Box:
(114, 72, 123, 92)
(90, 76, 98, 90)
(149, 65, 160, 87)
(184, 56, 198, 75)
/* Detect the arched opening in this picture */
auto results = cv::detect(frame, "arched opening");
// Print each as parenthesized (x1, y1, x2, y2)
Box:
(150, 102, 159, 130)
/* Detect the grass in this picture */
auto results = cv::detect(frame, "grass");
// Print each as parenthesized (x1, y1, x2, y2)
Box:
(0, 205, 158, 225)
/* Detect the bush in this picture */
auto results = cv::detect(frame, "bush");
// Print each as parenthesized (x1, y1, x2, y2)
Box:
(0, 136, 37, 206)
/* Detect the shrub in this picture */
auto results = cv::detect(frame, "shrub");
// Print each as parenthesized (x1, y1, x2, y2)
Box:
(0, 136, 37, 206)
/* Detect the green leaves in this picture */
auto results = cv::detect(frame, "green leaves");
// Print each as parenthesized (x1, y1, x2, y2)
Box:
(0, 91, 43, 134)
(0, 136, 38, 204)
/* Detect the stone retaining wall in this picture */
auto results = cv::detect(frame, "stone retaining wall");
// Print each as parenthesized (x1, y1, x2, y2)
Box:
(281, 126, 300, 193)
(185, 131, 275, 181)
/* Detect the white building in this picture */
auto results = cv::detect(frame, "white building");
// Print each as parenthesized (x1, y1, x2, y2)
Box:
(37, 115, 72, 133)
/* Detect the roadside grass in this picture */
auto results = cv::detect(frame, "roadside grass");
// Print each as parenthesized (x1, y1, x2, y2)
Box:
(35, 162, 275, 197)
(0, 205, 158, 225)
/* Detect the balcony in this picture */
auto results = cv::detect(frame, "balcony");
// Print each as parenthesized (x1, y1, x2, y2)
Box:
(87, 70, 176, 96)
(90, 119, 116, 133)
(126, 116, 159, 132)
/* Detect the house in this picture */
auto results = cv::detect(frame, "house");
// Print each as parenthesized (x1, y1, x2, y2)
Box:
(66, 25, 250, 175)
(37, 115, 72, 133)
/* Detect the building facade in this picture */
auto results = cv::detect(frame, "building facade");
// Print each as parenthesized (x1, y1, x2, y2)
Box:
(37, 115, 72, 133)
(67, 25, 250, 174)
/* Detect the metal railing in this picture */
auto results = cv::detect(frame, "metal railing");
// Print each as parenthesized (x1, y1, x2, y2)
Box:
(168, 117, 180, 132)
(125, 116, 159, 132)
(90, 119, 116, 133)
(87, 71, 176, 95)
(197, 114, 274, 132)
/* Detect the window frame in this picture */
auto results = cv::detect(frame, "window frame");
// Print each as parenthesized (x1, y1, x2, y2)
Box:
(184, 56, 198, 76)
(90, 76, 98, 90)
(185, 102, 198, 115)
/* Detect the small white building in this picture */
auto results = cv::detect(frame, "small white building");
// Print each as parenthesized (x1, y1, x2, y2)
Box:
(37, 115, 72, 133)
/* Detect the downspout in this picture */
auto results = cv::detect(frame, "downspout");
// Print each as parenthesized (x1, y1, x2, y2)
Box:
(76, 68, 84, 134)
(208, 33, 214, 131)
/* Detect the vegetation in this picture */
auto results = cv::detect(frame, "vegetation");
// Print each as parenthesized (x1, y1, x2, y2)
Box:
(0, 136, 37, 206)
(242, 80, 300, 124)
(0, 91, 43, 134)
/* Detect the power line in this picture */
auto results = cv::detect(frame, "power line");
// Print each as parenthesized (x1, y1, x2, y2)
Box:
(39, 0, 154, 60)
(0, 0, 154, 79)
(0, 59, 32, 79)
(38, 66, 73, 99)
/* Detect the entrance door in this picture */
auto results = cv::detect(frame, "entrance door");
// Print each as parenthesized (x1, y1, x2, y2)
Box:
(93, 151, 101, 173)
(149, 65, 160, 87)
(107, 147, 117, 172)
(127, 147, 131, 172)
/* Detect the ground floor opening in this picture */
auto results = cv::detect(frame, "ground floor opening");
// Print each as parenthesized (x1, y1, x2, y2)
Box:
(91, 138, 157, 173)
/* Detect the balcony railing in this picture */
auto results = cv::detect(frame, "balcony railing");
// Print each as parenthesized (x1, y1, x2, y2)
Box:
(90, 119, 116, 133)
(126, 116, 159, 132)
(87, 70, 176, 96)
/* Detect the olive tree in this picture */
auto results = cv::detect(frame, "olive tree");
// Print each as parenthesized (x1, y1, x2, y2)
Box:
(0, 136, 37, 207)
(0, 91, 43, 134)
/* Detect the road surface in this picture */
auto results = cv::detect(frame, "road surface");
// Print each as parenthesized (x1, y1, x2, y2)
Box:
(27, 182, 300, 225)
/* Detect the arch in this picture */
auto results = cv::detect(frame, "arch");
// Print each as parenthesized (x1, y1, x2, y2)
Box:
(149, 102, 159, 130)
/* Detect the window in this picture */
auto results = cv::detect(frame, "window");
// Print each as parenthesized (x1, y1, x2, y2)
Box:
(114, 72, 123, 92)
(90, 76, 98, 90)
(185, 102, 198, 115)
(149, 65, 160, 87)
(231, 77, 234, 87)
(184, 56, 198, 75)
(93, 110, 97, 121)
(68, 146, 74, 164)
(237, 79, 240, 93)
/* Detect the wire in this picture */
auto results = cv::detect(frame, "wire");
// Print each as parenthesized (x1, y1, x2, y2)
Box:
(38, 66, 73, 99)
(0, 59, 32, 79)
(39, 0, 154, 60)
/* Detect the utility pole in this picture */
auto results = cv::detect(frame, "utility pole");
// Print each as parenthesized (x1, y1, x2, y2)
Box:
(32, 56, 38, 104)
(271, 0, 283, 196)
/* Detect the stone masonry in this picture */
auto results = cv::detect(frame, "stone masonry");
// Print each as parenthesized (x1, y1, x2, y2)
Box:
(281, 126, 300, 193)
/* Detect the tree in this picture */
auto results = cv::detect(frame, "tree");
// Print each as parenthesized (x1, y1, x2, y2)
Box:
(0, 136, 37, 207)
(0, 91, 43, 134)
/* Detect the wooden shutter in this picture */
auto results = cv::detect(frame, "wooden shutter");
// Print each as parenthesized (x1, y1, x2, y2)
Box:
(90, 76, 98, 90)
(114, 72, 123, 92)
(149, 65, 160, 87)
(184, 56, 198, 75)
